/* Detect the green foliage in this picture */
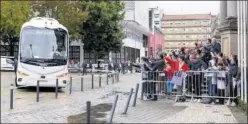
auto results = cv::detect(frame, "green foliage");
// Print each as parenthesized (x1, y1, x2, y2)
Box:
(80, 1, 125, 58)
(0, 1, 31, 56)
(31, 1, 88, 40)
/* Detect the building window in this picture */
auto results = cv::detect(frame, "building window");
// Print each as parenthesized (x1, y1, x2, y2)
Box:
(154, 21, 159, 25)
(154, 14, 159, 18)
(143, 35, 148, 47)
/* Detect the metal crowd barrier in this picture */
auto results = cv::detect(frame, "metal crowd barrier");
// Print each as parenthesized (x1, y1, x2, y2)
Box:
(141, 70, 239, 104)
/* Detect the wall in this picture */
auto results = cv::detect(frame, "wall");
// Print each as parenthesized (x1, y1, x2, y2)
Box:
(134, 1, 149, 30)
(148, 32, 165, 57)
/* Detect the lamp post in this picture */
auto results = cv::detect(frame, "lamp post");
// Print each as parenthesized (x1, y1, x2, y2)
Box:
(149, 7, 158, 58)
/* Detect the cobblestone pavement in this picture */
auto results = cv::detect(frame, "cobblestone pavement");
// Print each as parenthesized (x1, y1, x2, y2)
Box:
(1, 72, 244, 123)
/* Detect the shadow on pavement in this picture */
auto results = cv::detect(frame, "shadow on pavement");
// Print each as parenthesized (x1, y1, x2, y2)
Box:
(67, 103, 112, 123)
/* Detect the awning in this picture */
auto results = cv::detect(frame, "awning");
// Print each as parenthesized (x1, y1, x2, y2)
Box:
(120, 20, 152, 36)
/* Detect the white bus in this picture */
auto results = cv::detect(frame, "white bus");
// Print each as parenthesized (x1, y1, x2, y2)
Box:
(15, 17, 70, 88)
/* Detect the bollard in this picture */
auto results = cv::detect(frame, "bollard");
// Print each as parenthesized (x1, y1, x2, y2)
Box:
(99, 74, 102, 88)
(122, 88, 133, 114)
(112, 73, 114, 84)
(36, 81, 40, 102)
(86, 101, 91, 124)
(55, 79, 58, 99)
(108, 95, 119, 124)
(69, 77, 72, 94)
(141, 83, 144, 100)
(117, 72, 120, 82)
(91, 74, 94, 89)
(106, 73, 109, 85)
(132, 83, 139, 107)
(81, 77, 84, 91)
(10, 84, 14, 109)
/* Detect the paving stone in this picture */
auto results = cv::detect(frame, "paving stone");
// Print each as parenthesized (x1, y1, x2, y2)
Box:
(1, 73, 241, 123)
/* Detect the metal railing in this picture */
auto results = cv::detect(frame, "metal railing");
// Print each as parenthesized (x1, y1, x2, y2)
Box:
(140, 70, 239, 104)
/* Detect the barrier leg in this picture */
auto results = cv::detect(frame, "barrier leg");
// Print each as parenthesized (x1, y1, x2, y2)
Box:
(112, 74, 114, 84)
(107, 73, 109, 85)
(99, 74, 102, 88)
(86, 101, 91, 124)
(10, 84, 14, 109)
(117, 72, 119, 82)
(55, 79, 58, 99)
(91, 74, 94, 89)
(69, 77, 72, 94)
(108, 95, 118, 124)
(81, 77, 84, 91)
(141, 83, 144, 100)
(36, 81, 40, 102)
(122, 88, 133, 114)
(132, 84, 139, 107)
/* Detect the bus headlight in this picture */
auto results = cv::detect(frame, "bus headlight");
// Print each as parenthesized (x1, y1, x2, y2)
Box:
(17, 71, 29, 77)
(56, 73, 70, 78)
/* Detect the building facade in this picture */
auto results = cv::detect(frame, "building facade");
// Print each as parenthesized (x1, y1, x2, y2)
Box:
(148, 26, 165, 58)
(217, 0, 247, 103)
(110, 1, 150, 63)
(210, 14, 221, 42)
(237, 0, 247, 103)
(161, 14, 214, 53)
(148, 7, 165, 58)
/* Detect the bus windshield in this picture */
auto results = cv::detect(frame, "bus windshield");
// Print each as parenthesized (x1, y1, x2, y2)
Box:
(20, 27, 68, 66)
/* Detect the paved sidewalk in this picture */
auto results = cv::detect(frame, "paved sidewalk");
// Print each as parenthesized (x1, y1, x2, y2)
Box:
(1, 72, 244, 123)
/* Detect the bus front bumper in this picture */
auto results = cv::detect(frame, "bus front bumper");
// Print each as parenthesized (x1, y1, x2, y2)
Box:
(16, 76, 69, 88)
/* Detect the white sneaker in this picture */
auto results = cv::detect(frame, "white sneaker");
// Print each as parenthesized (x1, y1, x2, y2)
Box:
(210, 102, 215, 105)
(197, 99, 201, 103)
(231, 102, 236, 107)
(194, 99, 198, 102)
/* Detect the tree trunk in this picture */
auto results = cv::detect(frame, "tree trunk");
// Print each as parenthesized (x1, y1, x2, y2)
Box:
(9, 44, 14, 56)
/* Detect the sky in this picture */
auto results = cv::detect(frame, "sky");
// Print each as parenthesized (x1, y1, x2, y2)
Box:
(149, 1, 220, 15)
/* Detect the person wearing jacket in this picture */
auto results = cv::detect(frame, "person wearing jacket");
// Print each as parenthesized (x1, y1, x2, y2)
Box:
(176, 56, 189, 101)
(226, 55, 238, 106)
(132, 56, 161, 101)
(164, 55, 178, 94)
(188, 54, 208, 102)
(205, 57, 218, 104)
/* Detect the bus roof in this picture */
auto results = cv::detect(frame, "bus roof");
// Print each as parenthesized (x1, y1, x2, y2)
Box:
(21, 17, 68, 32)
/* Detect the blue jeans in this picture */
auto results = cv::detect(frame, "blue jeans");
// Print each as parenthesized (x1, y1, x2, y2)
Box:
(167, 80, 174, 93)
(207, 77, 217, 102)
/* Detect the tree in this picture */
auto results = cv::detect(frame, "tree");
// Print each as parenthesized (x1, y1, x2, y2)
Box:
(31, 1, 88, 40)
(0, 1, 31, 56)
(80, 1, 125, 59)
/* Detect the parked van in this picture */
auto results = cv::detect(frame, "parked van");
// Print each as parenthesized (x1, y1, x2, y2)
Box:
(1, 56, 15, 71)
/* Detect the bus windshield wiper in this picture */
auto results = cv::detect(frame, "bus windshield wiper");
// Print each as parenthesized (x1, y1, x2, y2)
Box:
(20, 58, 41, 66)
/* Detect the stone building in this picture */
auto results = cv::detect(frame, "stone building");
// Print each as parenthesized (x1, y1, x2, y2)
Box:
(237, 0, 248, 103)
(161, 14, 215, 53)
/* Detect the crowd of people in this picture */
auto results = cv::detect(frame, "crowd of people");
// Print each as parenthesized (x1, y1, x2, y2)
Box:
(135, 39, 240, 106)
